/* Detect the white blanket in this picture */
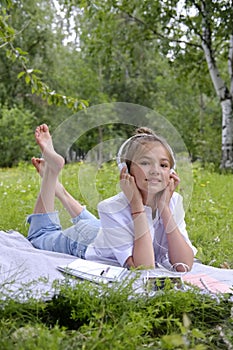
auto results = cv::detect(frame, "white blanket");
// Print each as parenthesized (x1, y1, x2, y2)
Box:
(0, 230, 76, 300)
(0, 230, 232, 300)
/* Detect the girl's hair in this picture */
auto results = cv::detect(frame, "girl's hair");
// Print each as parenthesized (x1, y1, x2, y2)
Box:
(117, 127, 176, 172)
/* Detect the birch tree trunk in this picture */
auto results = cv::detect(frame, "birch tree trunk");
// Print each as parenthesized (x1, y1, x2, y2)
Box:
(201, 1, 233, 169)
(220, 99, 233, 168)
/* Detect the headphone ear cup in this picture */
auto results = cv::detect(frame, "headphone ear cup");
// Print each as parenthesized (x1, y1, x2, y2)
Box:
(119, 162, 128, 173)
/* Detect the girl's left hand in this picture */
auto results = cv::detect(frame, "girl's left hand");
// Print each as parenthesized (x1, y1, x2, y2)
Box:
(157, 171, 180, 210)
(169, 171, 180, 191)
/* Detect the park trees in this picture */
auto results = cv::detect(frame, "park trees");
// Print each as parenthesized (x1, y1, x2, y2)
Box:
(0, 0, 90, 166)
(1, 0, 231, 168)
(0, 0, 87, 111)
(58, 0, 232, 169)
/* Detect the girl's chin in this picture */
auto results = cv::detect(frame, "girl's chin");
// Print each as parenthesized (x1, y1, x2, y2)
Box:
(146, 183, 166, 191)
(141, 186, 165, 196)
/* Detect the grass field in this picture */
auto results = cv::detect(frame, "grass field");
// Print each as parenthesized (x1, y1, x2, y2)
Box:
(0, 162, 233, 349)
(1, 161, 232, 267)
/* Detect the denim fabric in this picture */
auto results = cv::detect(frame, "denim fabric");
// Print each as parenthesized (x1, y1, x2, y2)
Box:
(27, 208, 100, 259)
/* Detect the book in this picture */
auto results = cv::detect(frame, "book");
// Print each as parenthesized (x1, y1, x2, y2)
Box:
(57, 258, 129, 284)
(183, 273, 232, 294)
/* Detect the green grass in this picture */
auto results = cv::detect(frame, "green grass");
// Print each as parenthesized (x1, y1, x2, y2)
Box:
(186, 165, 233, 268)
(1, 161, 232, 268)
(0, 162, 233, 349)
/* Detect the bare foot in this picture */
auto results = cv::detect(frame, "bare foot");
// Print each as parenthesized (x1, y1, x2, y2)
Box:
(35, 124, 53, 153)
(34, 124, 64, 172)
(31, 157, 45, 177)
(32, 156, 64, 196)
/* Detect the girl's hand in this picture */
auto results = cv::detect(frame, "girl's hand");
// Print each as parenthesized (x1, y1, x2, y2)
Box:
(157, 171, 180, 211)
(169, 171, 180, 191)
(120, 166, 143, 207)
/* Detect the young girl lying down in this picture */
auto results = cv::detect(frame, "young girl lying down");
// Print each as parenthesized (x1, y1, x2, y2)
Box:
(27, 124, 197, 272)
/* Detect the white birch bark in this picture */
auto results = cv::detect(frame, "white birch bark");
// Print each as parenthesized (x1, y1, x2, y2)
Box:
(201, 2, 233, 169)
(220, 99, 233, 168)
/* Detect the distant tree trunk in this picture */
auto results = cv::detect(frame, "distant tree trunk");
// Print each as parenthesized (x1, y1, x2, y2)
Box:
(98, 126, 103, 167)
(201, 1, 233, 169)
(220, 99, 233, 168)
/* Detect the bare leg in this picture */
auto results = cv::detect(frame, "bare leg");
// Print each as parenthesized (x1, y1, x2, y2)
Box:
(33, 124, 64, 214)
(32, 156, 84, 218)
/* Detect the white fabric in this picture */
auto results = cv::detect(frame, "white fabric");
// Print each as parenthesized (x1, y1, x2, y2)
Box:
(0, 230, 76, 300)
(85, 192, 197, 267)
(0, 230, 232, 300)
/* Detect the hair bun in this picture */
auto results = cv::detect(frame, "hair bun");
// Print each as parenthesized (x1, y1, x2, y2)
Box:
(134, 127, 155, 136)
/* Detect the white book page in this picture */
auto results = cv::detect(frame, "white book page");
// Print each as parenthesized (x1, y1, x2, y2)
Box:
(60, 258, 127, 281)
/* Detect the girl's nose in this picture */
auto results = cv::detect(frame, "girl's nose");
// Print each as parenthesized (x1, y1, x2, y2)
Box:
(149, 163, 159, 174)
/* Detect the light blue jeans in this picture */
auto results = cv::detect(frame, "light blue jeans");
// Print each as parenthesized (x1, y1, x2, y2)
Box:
(27, 208, 100, 259)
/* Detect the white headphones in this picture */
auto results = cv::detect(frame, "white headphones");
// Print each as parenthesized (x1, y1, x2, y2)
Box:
(116, 134, 176, 173)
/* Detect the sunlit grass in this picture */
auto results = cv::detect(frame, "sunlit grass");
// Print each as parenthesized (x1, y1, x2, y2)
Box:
(0, 161, 232, 268)
(186, 163, 233, 268)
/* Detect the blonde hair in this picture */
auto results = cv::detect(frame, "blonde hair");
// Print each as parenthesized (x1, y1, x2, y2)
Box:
(117, 127, 176, 172)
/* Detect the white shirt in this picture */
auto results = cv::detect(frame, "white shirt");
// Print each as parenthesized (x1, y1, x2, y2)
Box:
(85, 191, 197, 267)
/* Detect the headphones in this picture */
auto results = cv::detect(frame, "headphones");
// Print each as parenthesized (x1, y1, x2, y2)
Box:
(116, 134, 176, 174)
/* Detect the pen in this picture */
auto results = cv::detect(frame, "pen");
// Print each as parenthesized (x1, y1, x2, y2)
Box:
(100, 267, 110, 277)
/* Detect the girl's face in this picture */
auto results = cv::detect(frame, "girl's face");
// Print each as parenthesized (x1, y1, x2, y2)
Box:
(130, 141, 171, 197)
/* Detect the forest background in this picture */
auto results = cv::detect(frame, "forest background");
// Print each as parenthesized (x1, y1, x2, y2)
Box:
(1, 0, 233, 170)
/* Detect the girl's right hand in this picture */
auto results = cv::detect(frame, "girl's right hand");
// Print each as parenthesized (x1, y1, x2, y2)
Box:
(120, 166, 143, 207)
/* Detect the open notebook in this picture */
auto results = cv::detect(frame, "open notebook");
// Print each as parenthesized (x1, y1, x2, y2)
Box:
(57, 259, 129, 283)
(57, 259, 183, 287)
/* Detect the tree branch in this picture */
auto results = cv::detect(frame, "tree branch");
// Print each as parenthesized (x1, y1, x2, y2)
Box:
(121, 11, 202, 49)
(200, 1, 228, 100)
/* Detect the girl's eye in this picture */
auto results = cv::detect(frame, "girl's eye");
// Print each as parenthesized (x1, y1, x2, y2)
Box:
(140, 161, 150, 166)
(161, 163, 169, 168)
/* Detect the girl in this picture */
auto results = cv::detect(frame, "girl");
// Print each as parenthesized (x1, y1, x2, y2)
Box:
(27, 124, 196, 272)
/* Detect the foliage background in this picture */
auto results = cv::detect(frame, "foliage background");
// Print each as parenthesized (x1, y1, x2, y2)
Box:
(0, 0, 224, 168)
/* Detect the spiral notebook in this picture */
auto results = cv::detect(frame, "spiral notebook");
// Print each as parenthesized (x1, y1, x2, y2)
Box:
(57, 258, 129, 283)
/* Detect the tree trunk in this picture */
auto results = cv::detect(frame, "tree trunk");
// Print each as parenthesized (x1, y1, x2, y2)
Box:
(98, 126, 103, 167)
(201, 0, 233, 169)
(220, 99, 233, 168)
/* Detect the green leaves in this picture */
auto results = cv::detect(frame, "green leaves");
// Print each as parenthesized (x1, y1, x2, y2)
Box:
(1, 1, 88, 112)
(0, 277, 232, 349)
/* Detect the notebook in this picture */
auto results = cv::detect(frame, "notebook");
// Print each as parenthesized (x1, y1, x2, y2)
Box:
(58, 259, 184, 288)
(57, 258, 129, 284)
(183, 273, 232, 294)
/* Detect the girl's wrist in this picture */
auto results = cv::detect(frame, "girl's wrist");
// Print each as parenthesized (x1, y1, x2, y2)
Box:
(131, 209, 145, 216)
(130, 204, 144, 213)
(158, 204, 170, 215)
(130, 199, 144, 213)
